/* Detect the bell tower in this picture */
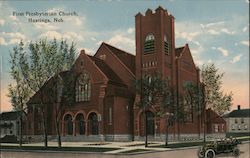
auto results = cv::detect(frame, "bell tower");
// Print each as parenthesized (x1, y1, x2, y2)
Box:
(135, 6, 176, 80)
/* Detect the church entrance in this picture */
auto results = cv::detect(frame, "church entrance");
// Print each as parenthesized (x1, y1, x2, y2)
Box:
(75, 113, 85, 135)
(139, 111, 155, 136)
(64, 114, 73, 135)
(146, 111, 155, 135)
(88, 112, 99, 135)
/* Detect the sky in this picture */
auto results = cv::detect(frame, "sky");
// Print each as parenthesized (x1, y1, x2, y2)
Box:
(0, 0, 249, 112)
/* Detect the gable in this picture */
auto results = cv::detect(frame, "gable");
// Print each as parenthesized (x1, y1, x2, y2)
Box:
(178, 44, 198, 74)
(94, 43, 136, 92)
(72, 50, 108, 84)
(103, 43, 135, 75)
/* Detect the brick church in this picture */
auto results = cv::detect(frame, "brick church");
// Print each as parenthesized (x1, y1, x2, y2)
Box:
(24, 6, 218, 141)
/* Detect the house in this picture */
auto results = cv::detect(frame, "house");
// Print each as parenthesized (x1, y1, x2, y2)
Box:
(0, 111, 21, 140)
(224, 105, 250, 137)
(24, 6, 208, 142)
(205, 108, 226, 139)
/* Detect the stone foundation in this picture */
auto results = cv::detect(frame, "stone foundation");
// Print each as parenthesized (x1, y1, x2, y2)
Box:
(23, 133, 226, 142)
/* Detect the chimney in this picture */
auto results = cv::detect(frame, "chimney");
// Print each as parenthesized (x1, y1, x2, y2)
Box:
(237, 105, 241, 110)
(80, 49, 85, 54)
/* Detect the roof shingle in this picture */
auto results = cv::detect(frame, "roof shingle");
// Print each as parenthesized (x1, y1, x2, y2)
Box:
(226, 109, 250, 118)
(88, 55, 125, 86)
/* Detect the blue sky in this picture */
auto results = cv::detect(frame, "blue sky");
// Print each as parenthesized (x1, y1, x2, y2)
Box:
(0, 0, 249, 112)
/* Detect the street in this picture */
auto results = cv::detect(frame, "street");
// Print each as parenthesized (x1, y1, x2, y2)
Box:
(1, 143, 249, 158)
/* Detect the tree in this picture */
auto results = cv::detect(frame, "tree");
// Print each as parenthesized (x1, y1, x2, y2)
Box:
(201, 63, 233, 142)
(8, 41, 32, 146)
(44, 40, 76, 148)
(135, 73, 171, 147)
(10, 39, 76, 147)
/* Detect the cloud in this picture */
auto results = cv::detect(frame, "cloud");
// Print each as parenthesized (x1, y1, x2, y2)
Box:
(0, 32, 26, 45)
(217, 47, 229, 56)
(240, 40, 249, 46)
(127, 28, 134, 34)
(91, 37, 97, 41)
(0, 37, 7, 45)
(207, 29, 220, 35)
(33, 22, 59, 30)
(40, 31, 62, 39)
(108, 34, 135, 53)
(246, 0, 249, 3)
(230, 54, 242, 63)
(0, 19, 5, 25)
(176, 31, 200, 41)
(207, 28, 235, 35)
(9, 15, 18, 21)
(221, 28, 235, 35)
(242, 26, 248, 32)
(207, 59, 213, 63)
(40, 31, 84, 41)
(201, 21, 235, 35)
(200, 21, 225, 28)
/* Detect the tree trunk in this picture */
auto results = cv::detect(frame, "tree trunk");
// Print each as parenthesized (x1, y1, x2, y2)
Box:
(55, 119, 62, 148)
(19, 116, 23, 147)
(42, 108, 48, 148)
(145, 111, 148, 147)
(165, 120, 169, 147)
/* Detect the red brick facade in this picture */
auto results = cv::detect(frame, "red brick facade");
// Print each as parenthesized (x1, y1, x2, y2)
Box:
(24, 6, 225, 141)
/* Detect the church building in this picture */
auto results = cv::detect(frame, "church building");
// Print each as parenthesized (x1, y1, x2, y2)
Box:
(24, 6, 207, 141)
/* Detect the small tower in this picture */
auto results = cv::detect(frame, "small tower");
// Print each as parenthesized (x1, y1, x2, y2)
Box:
(135, 6, 175, 80)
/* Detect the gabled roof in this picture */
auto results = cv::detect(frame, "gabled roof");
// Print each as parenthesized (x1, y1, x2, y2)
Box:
(102, 43, 136, 75)
(226, 109, 250, 118)
(0, 111, 21, 121)
(88, 55, 125, 86)
(175, 46, 185, 57)
(206, 108, 226, 123)
(27, 71, 71, 104)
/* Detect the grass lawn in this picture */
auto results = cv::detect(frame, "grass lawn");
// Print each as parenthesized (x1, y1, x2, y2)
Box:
(150, 136, 250, 149)
(0, 145, 119, 152)
(149, 141, 212, 148)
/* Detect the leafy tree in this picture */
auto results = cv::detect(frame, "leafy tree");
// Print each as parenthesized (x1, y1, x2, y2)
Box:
(135, 73, 171, 147)
(201, 63, 232, 115)
(10, 39, 76, 147)
(44, 40, 76, 148)
(8, 41, 32, 146)
(201, 63, 233, 142)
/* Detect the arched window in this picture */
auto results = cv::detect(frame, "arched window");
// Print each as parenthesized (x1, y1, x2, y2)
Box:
(144, 33, 155, 54)
(75, 114, 85, 135)
(64, 114, 73, 135)
(164, 35, 170, 55)
(75, 73, 91, 102)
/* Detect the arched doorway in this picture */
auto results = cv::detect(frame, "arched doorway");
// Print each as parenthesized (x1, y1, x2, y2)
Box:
(139, 111, 155, 136)
(88, 112, 98, 135)
(146, 111, 155, 135)
(64, 114, 73, 135)
(75, 113, 85, 135)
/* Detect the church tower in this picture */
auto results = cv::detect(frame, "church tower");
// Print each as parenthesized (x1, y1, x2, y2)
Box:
(135, 6, 176, 81)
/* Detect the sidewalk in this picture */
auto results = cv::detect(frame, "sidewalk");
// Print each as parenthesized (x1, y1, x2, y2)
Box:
(3, 139, 249, 154)
(1, 141, 172, 154)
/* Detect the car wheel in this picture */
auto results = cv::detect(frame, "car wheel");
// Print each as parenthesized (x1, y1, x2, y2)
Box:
(205, 149, 216, 158)
(197, 148, 205, 158)
(232, 148, 240, 157)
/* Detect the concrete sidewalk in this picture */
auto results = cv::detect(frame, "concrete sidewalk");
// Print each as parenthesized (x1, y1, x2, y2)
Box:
(1, 141, 172, 153)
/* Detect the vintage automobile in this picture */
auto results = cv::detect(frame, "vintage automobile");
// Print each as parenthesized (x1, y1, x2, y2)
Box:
(197, 138, 240, 158)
